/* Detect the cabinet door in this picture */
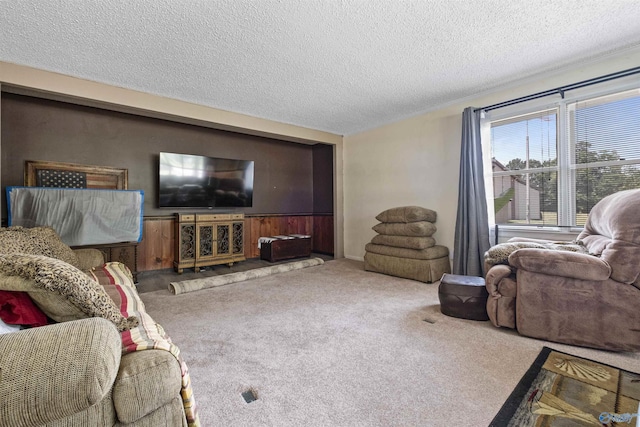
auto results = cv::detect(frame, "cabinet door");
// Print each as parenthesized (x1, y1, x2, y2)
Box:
(178, 222, 196, 263)
(215, 223, 231, 257)
(232, 221, 244, 254)
(196, 223, 216, 261)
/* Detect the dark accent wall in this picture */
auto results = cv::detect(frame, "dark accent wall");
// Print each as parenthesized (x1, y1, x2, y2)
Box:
(313, 143, 334, 213)
(1, 93, 334, 219)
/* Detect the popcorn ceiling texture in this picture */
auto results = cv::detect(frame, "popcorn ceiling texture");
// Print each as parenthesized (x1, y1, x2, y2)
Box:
(2, 0, 640, 135)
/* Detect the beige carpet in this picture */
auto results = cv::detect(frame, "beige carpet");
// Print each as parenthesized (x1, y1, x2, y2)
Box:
(139, 259, 640, 427)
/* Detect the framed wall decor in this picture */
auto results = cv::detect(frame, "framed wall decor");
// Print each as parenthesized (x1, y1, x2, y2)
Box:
(24, 160, 128, 190)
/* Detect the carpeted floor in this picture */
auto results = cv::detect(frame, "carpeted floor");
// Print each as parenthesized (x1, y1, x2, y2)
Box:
(138, 258, 640, 427)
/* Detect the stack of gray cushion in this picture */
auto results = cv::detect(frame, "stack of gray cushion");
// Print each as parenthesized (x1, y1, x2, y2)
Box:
(364, 206, 451, 283)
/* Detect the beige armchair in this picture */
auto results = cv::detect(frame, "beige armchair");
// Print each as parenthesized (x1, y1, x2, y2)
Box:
(485, 189, 640, 352)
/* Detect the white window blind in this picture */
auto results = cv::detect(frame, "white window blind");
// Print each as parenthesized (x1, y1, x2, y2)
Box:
(569, 89, 640, 225)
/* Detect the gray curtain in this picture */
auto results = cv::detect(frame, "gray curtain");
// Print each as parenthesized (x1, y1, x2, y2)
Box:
(453, 107, 490, 276)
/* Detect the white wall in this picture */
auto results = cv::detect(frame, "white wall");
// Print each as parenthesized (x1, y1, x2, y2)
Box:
(342, 46, 640, 261)
(343, 112, 461, 261)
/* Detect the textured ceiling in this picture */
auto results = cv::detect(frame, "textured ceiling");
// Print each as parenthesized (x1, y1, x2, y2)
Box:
(2, 1, 640, 135)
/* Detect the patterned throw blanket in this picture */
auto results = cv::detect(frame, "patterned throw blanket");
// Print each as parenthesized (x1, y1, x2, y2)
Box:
(484, 240, 590, 268)
(91, 263, 200, 427)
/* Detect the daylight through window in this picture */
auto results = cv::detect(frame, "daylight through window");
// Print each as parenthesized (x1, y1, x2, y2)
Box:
(490, 87, 640, 227)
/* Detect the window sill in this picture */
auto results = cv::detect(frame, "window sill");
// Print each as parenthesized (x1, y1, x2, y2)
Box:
(494, 225, 582, 244)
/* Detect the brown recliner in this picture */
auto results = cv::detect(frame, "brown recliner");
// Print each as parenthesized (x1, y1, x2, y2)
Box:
(485, 189, 640, 352)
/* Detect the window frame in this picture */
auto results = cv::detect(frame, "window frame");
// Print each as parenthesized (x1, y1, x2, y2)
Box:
(484, 77, 640, 236)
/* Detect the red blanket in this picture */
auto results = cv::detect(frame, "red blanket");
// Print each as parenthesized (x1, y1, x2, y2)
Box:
(0, 290, 48, 327)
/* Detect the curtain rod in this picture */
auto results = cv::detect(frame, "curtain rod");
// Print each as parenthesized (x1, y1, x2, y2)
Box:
(474, 65, 640, 113)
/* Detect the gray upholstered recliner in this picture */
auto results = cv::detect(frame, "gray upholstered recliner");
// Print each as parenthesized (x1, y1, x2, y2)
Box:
(485, 189, 640, 352)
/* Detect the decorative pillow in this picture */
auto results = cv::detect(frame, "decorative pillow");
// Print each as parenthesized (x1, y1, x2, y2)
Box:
(371, 235, 436, 249)
(372, 221, 436, 237)
(27, 226, 80, 269)
(0, 227, 44, 256)
(0, 226, 80, 268)
(365, 243, 449, 260)
(0, 254, 138, 331)
(375, 206, 437, 223)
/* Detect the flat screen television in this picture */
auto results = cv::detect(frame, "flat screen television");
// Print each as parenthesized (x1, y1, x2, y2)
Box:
(159, 152, 254, 208)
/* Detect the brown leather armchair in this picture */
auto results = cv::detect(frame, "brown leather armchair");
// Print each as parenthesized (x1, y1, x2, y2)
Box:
(484, 189, 640, 352)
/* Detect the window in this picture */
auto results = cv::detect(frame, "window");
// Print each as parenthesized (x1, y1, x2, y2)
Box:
(489, 87, 640, 228)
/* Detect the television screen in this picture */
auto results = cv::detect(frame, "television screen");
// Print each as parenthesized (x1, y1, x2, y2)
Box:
(159, 152, 254, 208)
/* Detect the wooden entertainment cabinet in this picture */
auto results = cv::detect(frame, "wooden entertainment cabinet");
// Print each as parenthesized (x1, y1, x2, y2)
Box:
(174, 213, 245, 273)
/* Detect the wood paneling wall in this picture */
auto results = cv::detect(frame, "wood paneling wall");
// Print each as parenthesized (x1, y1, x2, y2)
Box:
(138, 218, 175, 271)
(245, 215, 313, 258)
(138, 214, 334, 272)
(312, 215, 334, 255)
